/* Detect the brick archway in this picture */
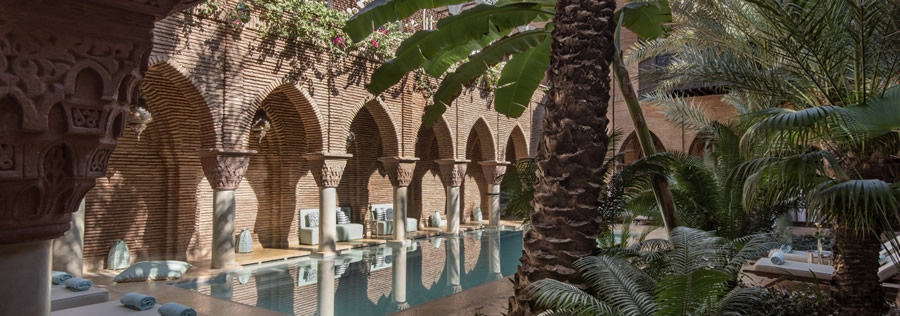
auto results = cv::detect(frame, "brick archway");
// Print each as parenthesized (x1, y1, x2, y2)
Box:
(82, 60, 217, 268)
(465, 117, 497, 161)
(341, 97, 400, 157)
(243, 81, 325, 152)
(410, 117, 456, 229)
(239, 84, 320, 248)
(462, 117, 496, 225)
(504, 124, 529, 163)
(619, 131, 666, 165)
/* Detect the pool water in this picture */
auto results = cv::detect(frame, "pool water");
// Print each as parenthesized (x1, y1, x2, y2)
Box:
(174, 229, 524, 316)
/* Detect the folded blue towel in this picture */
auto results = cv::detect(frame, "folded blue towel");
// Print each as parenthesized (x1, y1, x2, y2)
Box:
(51, 271, 73, 285)
(158, 302, 197, 316)
(64, 277, 93, 291)
(120, 292, 157, 311)
(770, 252, 785, 265)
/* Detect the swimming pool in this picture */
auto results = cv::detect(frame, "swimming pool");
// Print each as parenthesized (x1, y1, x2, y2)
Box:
(174, 229, 524, 316)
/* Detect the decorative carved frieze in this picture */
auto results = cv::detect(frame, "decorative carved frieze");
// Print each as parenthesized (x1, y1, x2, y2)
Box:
(378, 157, 419, 187)
(305, 153, 352, 188)
(436, 159, 470, 187)
(0, 0, 197, 244)
(198, 149, 256, 191)
(478, 161, 509, 185)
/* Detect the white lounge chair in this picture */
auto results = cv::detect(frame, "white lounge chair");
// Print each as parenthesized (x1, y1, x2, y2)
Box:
(745, 256, 900, 291)
(50, 284, 108, 312)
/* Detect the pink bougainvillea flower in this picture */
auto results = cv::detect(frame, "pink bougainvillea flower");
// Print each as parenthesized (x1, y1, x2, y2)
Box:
(378, 27, 389, 35)
(333, 35, 346, 47)
(371, 39, 378, 48)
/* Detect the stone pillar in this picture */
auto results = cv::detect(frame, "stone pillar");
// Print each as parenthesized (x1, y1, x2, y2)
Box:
(445, 236, 462, 294)
(0, 240, 52, 315)
(317, 258, 336, 316)
(52, 199, 86, 277)
(199, 149, 255, 269)
(305, 153, 351, 255)
(389, 244, 410, 312)
(436, 159, 469, 234)
(379, 157, 418, 242)
(479, 161, 509, 227)
(487, 229, 503, 280)
(0, 2, 198, 314)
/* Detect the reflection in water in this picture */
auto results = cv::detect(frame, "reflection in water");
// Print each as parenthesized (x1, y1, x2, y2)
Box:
(317, 259, 335, 316)
(488, 229, 502, 280)
(445, 237, 462, 295)
(174, 230, 524, 316)
(389, 244, 409, 312)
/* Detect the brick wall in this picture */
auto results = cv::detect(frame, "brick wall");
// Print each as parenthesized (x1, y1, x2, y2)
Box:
(81, 3, 538, 266)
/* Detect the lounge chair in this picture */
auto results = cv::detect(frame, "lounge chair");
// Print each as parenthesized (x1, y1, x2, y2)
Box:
(298, 208, 364, 245)
(50, 284, 108, 311)
(745, 256, 900, 291)
(370, 204, 417, 236)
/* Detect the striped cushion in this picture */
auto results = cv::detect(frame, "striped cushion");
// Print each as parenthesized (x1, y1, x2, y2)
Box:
(336, 210, 350, 224)
(374, 208, 386, 221)
(305, 213, 319, 228)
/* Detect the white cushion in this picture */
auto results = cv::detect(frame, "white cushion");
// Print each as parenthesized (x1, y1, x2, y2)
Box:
(752, 258, 834, 280)
(112, 261, 191, 283)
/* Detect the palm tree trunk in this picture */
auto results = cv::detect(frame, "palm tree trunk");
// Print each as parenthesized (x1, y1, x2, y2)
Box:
(832, 227, 886, 314)
(508, 0, 616, 315)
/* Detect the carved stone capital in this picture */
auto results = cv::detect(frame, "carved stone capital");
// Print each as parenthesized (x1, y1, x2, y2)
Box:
(0, 1, 195, 244)
(478, 161, 509, 185)
(198, 149, 256, 191)
(378, 157, 419, 187)
(436, 159, 470, 187)
(305, 153, 352, 188)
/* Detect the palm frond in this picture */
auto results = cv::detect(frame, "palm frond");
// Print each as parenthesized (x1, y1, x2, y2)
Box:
(808, 179, 900, 235)
(654, 269, 732, 316)
(575, 255, 657, 315)
(527, 279, 619, 316)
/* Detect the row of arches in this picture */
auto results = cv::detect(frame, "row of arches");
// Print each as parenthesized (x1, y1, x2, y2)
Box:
(81, 58, 531, 266)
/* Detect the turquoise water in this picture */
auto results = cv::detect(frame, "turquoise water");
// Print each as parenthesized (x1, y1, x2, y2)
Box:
(174, 229, 524, 315)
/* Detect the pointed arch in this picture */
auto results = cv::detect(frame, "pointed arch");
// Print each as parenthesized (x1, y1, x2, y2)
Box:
(504, 124, 529, 162)
(619, 131, 665, 165)
(465, 117, 497, 161)
(143, 58, 218, 149)
(242, 81, 326, 152)
(342, 97, 400, 157)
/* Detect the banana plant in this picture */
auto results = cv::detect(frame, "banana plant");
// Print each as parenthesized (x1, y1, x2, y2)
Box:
(344, 0, 672, 126)
(344, 0, 679, 232)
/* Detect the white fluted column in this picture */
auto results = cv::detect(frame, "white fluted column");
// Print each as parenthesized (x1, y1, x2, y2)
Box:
(199, 149, 255, 269)
(479, 161, 509, 227)
(437, 159, 469, 234)
(305, 153, 351, 255)
(379, 157, 418, 242)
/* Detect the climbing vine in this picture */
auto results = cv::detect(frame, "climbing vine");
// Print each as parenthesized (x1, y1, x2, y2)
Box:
(195, 0, 406, 60)
(192, 0, 501, 97)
